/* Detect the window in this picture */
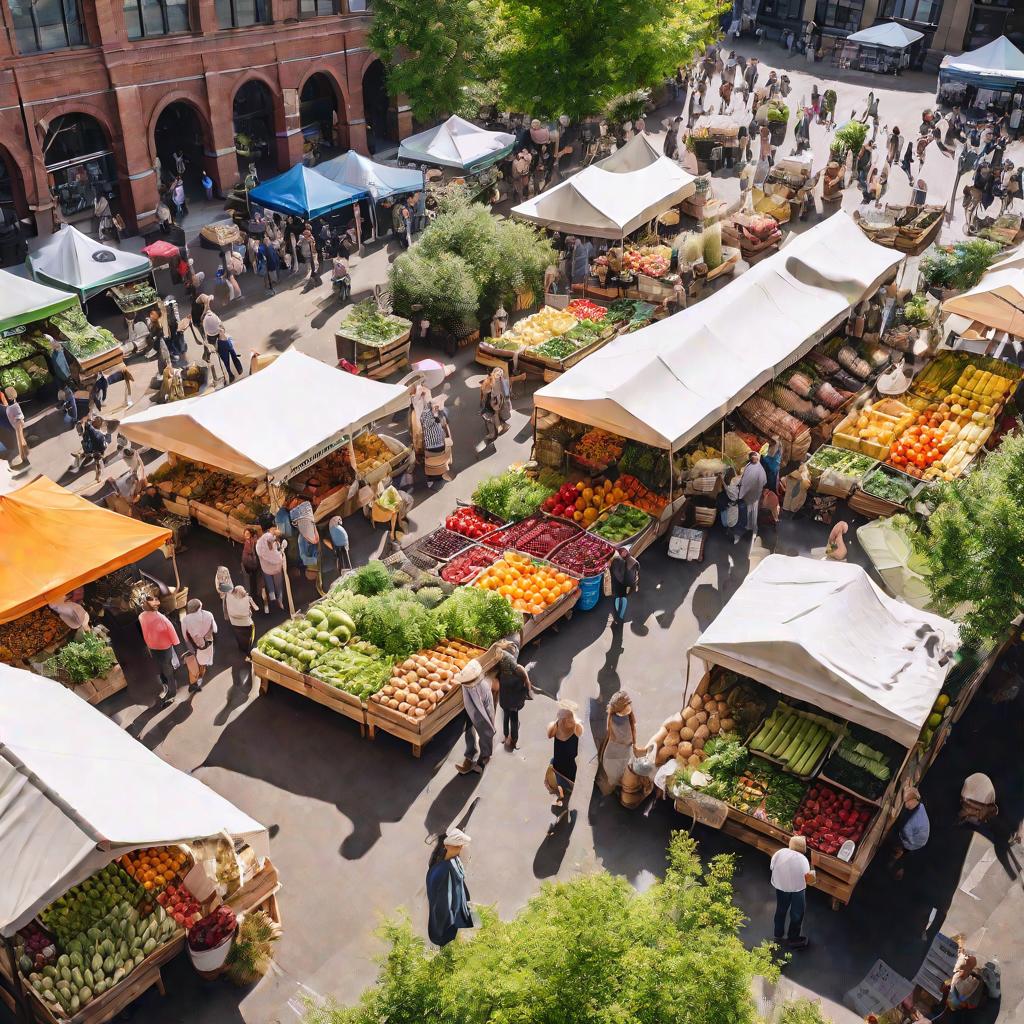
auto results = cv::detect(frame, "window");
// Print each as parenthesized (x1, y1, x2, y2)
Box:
(123, 0, 190, 38)
(964, 5, 1010, 50)
(881, 0, 942, 26)
(815, 0, 863, 31)
(42, 113, 118, 220)
(758, 0, 803, 19)
(215, 0, 267, 27)
(348, 0, 369, 11)
(8, 0, 85, 53)
(300, 0, 338, 14)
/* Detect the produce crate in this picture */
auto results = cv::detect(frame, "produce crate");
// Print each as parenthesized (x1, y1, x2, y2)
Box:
(413, 526, 473, 563)
(519, 330, 617, 374)
(335, 319, 413, 381)
(69, 663, 128, 706)
(586, 503, 654, 548)
(848, 465, 921, 519)
(366, 641, 495, 757)
(252, 648, 367, 733)
(66, 347, 125, 386)
(188, 500, 260, 543)
(748, 704, 844, 781)
(360, 434, 412, 487)
(520, 585, 580, 645)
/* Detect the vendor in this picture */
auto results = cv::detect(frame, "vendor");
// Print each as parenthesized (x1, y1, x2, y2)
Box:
(958, 773, 998, 827)
(48, 595, 90, 633)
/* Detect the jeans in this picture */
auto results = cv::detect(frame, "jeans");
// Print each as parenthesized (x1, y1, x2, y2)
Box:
(217, 341, 244, 381)
(773, 889, 806, 940)
(613, 596, 628, 620)
(152, 647, 178, 697)
(263, 570, 285, 604)
(232, 623, 254, 652)
(464, 717, 494, 764)
(502, 708, 520, 747)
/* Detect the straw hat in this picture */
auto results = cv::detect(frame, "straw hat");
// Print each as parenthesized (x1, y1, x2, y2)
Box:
(455, 659, 483, 685)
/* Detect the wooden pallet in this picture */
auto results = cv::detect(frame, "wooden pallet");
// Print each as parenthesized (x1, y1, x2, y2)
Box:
(336, 325, 412, 381)
(252, 649, 367, 733)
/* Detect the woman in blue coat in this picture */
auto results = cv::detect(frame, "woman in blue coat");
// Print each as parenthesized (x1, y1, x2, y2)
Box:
(426, 829, 474, 947)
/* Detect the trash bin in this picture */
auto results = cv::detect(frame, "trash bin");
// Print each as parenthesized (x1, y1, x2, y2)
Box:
(578, 573, 603, 611)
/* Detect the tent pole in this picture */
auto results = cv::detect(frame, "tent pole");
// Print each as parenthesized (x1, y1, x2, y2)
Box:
(171, 547, 181, 589)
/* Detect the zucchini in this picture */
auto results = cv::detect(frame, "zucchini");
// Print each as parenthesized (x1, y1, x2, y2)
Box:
(781, 718, 815, 763)
(765, 714, 799, 755)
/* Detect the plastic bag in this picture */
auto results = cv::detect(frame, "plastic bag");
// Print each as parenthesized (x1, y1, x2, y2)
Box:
(628, 743, 658, 778)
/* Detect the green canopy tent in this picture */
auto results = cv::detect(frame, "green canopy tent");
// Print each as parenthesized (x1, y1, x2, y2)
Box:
(0, 268, 78, 335)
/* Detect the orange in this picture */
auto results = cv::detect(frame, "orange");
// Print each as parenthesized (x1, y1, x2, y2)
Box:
(143, 880, 153, 891)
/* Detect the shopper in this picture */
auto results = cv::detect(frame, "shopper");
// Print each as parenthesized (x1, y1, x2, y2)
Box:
(241, 527, 267, 611)
(421, 398, 453, 488)
(570, 236, 594, 286)
(454, 658, 495, 774)
(717, 467, 743, 539)
(886, 125, 901, 165)
(256, 526, 287, 611)
(739, 451, 767, 536)
(426, 828, 473, 947)
(181, 598, 217, 692)
(325, 514, 352, 574)
(901, 138, 916, 181)
(596, 690, 639, 796)
(495, 640, 531, 751)
(545, 703, 583, 824)
(201, 299, 224, 349)
(2, 386, 29, 466)
(138, 594, 180, 706)
(957, 772, 998, 827)
(825, 520, 849, 561)
(608, 545, 640, 622)
(216, 330, 244, 383)
(225, 585, 258, 653)
(770, 835, 814, 949)
(917, 941, 985, 1023)
(889, 786, 930, 880)
(171, 178, 186, 223)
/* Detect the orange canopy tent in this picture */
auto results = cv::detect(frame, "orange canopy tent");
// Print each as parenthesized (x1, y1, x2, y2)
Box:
(0, 476, 171, 624)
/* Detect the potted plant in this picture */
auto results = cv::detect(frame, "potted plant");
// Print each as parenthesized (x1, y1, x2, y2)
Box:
(762, 100, 790, 146)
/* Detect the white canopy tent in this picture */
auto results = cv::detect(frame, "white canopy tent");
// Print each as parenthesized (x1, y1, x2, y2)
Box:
(847, 22, 923, 48)
(941, 267, 1024, 336)
(315, 152, 424, 201)
(690, 555, 959, 747)
(119, 349, 409, 481)
(511, 134, 696, 239)
(940, 35, 1024, 85)
(398, 116, 515, 172)
(0, 268, 78, 334)
(28, 226, 153, 302)
(534, 212, 902, 449)
(0, 663, 267, 937)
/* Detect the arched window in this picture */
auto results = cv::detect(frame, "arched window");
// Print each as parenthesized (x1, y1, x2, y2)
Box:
(43, 114, 118, 220)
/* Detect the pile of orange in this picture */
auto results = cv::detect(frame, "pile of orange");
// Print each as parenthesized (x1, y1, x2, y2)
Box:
(473, 551, 576, 615)
(122, 846, 189, 892)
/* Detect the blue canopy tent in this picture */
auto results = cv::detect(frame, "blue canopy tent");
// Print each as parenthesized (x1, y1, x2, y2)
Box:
(249, 164, 368, 219)
(938, 36, 1024, 110)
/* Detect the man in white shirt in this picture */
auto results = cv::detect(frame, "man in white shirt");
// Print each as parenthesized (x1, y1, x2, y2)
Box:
(48, 598, 90, 632)
(255, 527, 287, 611)
(770, 835, 814, 949)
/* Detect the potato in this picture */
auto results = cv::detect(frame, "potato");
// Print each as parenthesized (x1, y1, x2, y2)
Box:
(679, 741, 694, 759)
(687, 754, 702, 767)
(679, 726, 694, 742)
(666, 730, 681, 747)
(666, 713, 683, 731)
(656, 746, 675, 766)
(704, 696, 718, 711)
(690, 693, 704, 710)
(694, 724, 710, 741)
(693, 735, 705, 751)
(721, 717, 736, 732)
(387, 698, 400, 709)
(682, 706, 697, 722)
(398, 701, 411, 713)
(695, 710, 708, 725)
(708, 715, 721, 734)
(716, 700, 729, 716)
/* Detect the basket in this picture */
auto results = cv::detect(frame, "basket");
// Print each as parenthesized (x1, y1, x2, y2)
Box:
(535, 437, 565, 468)
(188, 928, 235, 973)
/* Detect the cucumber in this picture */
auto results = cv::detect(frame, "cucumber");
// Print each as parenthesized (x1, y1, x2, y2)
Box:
(794, 730, 831, 775)
(780, 718, 814, 763)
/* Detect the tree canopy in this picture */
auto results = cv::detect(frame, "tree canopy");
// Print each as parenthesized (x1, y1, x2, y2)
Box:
(496, 0, 727, 120)
(367, 0, 493, 122)
(304, 832, 815, 1024)
(893, 432, 1024, 648)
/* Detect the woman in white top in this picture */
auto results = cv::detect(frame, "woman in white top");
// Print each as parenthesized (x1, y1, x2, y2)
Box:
(182, 598, 217, 691)
(224, 585, 259, 652)
(255, 527, 287, 609)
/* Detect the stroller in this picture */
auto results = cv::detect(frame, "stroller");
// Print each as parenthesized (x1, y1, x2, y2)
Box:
(332, 256, 352, 303)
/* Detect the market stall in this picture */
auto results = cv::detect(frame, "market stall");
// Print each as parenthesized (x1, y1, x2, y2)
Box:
(315, 152, 424, 237)
(533, 212, 903, 544)
(397, 115, 514, 173)
(938, 35, 1024, 116)
(844, 22, 923, 74)
(249, 163, 368, 221)
(120, 350, 411, 540)
(685, 115, 745, 172)
(0, 662, 279, 1024)
(335, 300, 414, 380)
(659, 555, 961, 906)
(0, 476, 174, 704)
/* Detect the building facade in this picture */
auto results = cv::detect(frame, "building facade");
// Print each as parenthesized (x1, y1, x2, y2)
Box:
(0, 0, 410, 236)
(755, 0, 1023, 62)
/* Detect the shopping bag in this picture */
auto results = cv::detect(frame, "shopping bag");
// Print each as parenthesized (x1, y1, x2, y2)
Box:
(182, 651, 201, 685)
(602, 568, 612, 597)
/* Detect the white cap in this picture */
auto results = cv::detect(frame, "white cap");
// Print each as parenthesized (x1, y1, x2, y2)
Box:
(444, 827, 471, 847)
(455, 659, 483, 684)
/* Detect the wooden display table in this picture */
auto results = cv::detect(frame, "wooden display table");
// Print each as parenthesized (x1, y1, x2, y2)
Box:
(335, 319, 412, 380)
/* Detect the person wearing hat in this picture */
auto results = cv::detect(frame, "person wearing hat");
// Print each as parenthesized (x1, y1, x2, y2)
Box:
(181, 597, 217, 692)
(770, 835, 815, 949)
(454, 659, 496, 774)
(889, 785, 930, 879)
(426, 828, 474, 946)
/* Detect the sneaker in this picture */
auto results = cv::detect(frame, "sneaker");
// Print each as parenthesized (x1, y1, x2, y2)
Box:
(263, 603, 270, 614)
(787, 936, 810, 950)
(187, 682, 199, 694)
(161, 695, 174, 707)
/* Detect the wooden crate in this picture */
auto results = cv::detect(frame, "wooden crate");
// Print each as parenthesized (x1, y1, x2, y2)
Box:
(79, 663, 128, 705)
(188, 500, 256, 543)
(252, 649, 367, 733)
(66, 345, 125, 385)
(159, 494, 190, 518)
(335, 323, 412, 381)
(521, 587, 580, 646)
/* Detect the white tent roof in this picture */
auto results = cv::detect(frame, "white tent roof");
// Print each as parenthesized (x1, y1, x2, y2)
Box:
(0, 663, 267, 936)
(940, 35, 1024, 83)
(941, 267, 1024, 336)
(847, 22, 923, 48)
(29, 226, 152, 301)
(535, 212, 902, 449)
(511, 135, 696, 238)
(690, 555, 958, 747)
(315, 151, 424, 201)
(0, 268, 78, 334)
(857, 520, 935, 611)
(397, 116, 515, 171)
(120, 349, 409, 481)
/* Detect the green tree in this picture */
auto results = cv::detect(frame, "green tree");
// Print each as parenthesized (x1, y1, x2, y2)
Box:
(367, 0, 493, 122)
(497, 0, 726, 120)
(892, 432, 1024, 647)
(305, 832, 782, 1024)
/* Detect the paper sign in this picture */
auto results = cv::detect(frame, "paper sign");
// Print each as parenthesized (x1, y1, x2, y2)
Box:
(913, 932, 959, 1000)
(845, 959, 914, 1017)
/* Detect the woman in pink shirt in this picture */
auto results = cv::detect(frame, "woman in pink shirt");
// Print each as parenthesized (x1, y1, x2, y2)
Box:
(138, 594, 180, 705)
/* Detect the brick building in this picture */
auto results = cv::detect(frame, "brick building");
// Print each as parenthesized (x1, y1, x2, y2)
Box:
(0, 0, 409, 236)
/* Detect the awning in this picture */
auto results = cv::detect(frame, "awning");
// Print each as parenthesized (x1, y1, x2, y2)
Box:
(511, 135, 696, 239)
(690, 555, 959, 747)
(28, 226, 152, 302)
(398, 116, 515, 172)
(941, 267, 1024, 336)
(119, 349, 409, 481)
(857, 519, 935, 611)
(847, 22, 923, 48)
(0, 662, 267, 936)
(940, 35, 1024, 86)
(315, 152, 424, 201)
(250, 164, 368, 219)
(0, 269, 78, 334)
(534, 212, 902, 449)
(0, 477, 171, 624)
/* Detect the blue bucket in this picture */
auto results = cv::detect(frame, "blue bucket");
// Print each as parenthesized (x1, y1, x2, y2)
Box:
(578, 574, 603, 611)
